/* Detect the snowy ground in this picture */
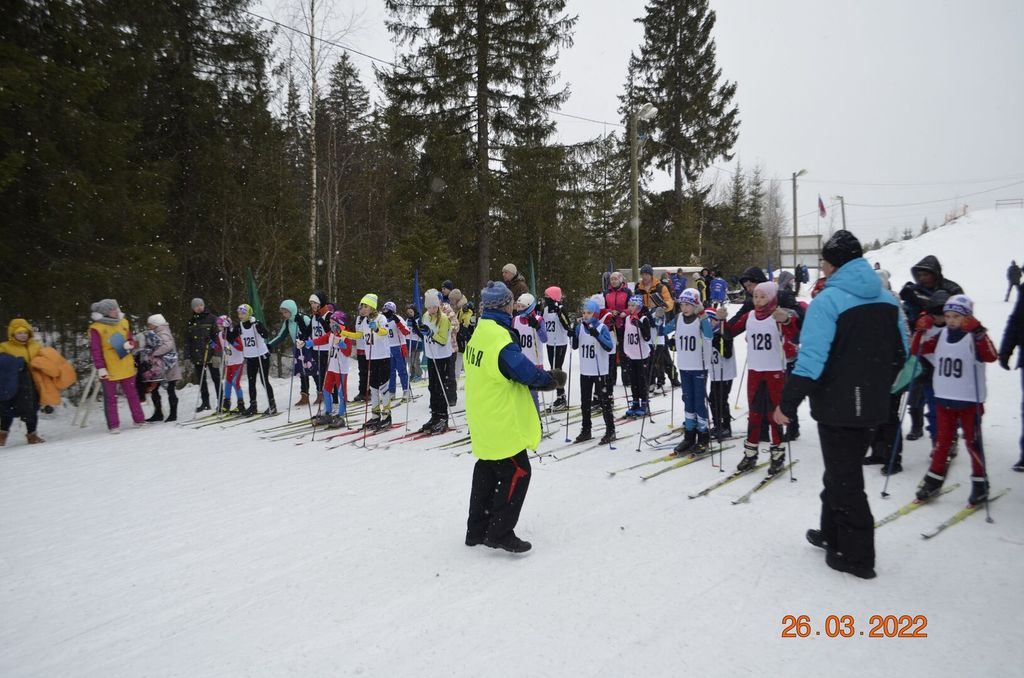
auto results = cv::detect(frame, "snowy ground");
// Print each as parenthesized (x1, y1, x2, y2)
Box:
(2, 209, 1022, 677)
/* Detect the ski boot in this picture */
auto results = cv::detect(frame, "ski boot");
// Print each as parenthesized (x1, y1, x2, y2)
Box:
(311, 413, 332, 426)
(709, 424, 732, 442)
(673, 428, 697, 455)
(243, 403, 257, 417)
(220, 399, 232, 414)
(574, 430, 593, 444)
(692, 432, 708, 454)
(552, 394, 568, 411)
(371, 407, 392, 431)
(968, 476, 989, 506)
(736, 442, 759, 472)
(767, 445, 787, 476)
(328, 414, 347, 429)
(232, 400, 246, 415)
(429, 417, 449, 435)
(1014, 458, 1024, 473)
(599, 430, 616, 445)
(625, 400, 639, 418)
(263, 404, 278, 416)
(915, 471, 945, 502)
(637, 400, 649, 417)
(418, 415, 439, 433)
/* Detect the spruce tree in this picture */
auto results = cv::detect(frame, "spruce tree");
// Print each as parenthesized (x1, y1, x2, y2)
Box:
(629, 0, 740, 207)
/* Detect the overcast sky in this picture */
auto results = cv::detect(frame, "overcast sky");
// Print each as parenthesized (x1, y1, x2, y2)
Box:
(258, 0, 1024, 247)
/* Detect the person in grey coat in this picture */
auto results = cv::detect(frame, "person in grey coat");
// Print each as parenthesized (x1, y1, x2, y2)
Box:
(141, 314, 183, 422)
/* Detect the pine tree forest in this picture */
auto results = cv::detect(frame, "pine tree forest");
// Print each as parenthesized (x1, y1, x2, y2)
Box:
(0, 0, 784, 350)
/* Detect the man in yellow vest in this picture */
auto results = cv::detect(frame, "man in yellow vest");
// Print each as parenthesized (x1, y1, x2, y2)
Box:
(464, 281, 567, 553)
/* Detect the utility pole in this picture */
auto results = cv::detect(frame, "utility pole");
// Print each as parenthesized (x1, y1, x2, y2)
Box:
(791, 169, 807, 272)
(838, 195, 847, 230)
(629, 103, 657, 284)
(629, 111, 639, 285)
(307, 0, 318, 291)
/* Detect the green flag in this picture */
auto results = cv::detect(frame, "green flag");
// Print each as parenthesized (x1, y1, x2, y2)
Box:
(246, 268, 266, 325)
(528, 254, 536, 297)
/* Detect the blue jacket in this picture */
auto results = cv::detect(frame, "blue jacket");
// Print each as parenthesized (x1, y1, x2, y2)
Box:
(709, 277, 728, 302)
(481, 310, 553, 389)
(782, 257, 908, 427)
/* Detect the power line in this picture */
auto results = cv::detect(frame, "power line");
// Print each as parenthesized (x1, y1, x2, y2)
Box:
(843, 180, 1024, 208)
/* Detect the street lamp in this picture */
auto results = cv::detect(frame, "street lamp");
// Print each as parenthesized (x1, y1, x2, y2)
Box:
(831, 194, 847, 232)
(791, 169, 807, 273)
(630, 103, 658, 283)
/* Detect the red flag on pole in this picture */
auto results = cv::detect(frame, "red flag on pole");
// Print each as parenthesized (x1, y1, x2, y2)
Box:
(818, 195, 827, 218)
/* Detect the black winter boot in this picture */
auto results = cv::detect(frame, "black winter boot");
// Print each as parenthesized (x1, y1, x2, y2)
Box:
(146, 407, 164, 423)
(429, 417, 449, 434)
(695, 429, 710, 452)
(418, 415, 439, 433)
(806, 529, 832, 552)
(485, 532, 532, 553)
(599, 430, 616, 445)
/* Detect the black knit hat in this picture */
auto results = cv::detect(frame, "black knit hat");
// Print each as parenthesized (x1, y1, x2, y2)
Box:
(821, 230, 863, 268)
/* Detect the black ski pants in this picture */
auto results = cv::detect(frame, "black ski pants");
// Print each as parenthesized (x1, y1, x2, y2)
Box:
(427, 357, 451, 417)
(818, 423, 875, 570)
(580, 375, 615, 434)
(546, 344, 567, 396)
(245, 355, 275, 409)
(466, 450, 531, 545)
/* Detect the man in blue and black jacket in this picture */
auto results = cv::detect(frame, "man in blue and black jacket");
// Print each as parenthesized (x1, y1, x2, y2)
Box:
(776, 231, 908, 580)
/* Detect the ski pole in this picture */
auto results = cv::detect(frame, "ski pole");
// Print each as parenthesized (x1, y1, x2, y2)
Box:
(881, 354, 921, 497)
(969, 340, 993, 523)
(733, 352, 748, 410)
(563, 346, 573, 443)
(191, 343, 210, 418)
(286, 343, 295, 423)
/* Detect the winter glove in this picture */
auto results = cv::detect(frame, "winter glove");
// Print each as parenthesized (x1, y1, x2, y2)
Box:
(914, 313, 934, 332)
(715, 307, 728, 321)
(526, 314, 540, 330)
(305, 339, 314, 349)
(382, 310, 396, 322)
(539, 368, 568, 392)
(960, 316, 984, 336)
(999, 353, 1012, 370)
(417, 322, 431, 337)
(368, 319, 378, 332)
(97, 367, 109, 380)
(771, 308, 791, 323)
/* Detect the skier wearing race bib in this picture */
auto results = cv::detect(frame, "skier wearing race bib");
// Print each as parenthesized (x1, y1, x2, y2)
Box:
(707, 310, 737, 442)
(405, 304, 424, 382)
(622, 295, 652, 418)
(416, 289, 454, 434)
(226, 303, 276, 416)
(308, 310, 361, 429)
(671, 289, 714, 454)
(355, 293, 393, 431)
(307, 292, 334, 407)
(512, 293, 548, 412)
(915, 295, 998, 505)
(718, 282, 798, 475)
(381, 301, 412, 403)
(216, 315, 246, 414)
(542, 286, 572, 410)
(570, 298, 616, 445)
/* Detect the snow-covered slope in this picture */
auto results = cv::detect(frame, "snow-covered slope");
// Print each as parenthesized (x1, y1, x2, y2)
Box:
(1, 211, 1022, 676)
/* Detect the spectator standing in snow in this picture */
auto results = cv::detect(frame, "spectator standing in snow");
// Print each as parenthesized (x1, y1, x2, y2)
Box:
(1000, 288, 1024, 471)
(139, 314, 182, 423)
(89, 299, 146, 432)
(873, 262, 892, 290)
(183, 298, 221, 412)
(0, 318, 75, 445)
(501, 263, 530, 299)
(1007, 260, 1022, 302)
(776, 231, 907, 580)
